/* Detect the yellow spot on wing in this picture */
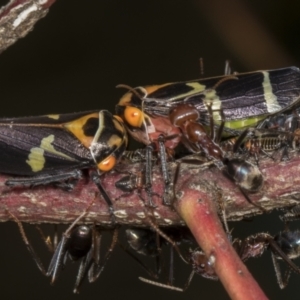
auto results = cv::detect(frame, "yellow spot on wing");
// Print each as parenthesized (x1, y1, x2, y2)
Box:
(186, 82, 206, 92)
(26, 134, 74, 172)
(40, 135, 73, 160)
(169, 82, 206, 101)
(262, 71, 280, 113)
(47, 114, 60, 120)
(26, 147, 45, 172)
(202, 89, 222, 121)
(223, 116, 266, 130)
(144, 83, 172, 94)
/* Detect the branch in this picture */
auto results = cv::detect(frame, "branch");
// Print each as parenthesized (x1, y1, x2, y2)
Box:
(0, 0, 56, 53)
(1, 152, 300, 225)
(1, 153, 300, 299)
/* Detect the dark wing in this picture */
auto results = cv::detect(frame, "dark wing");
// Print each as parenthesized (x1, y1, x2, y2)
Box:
(0, 122, 92, 176)
(144, 67, 300, 124)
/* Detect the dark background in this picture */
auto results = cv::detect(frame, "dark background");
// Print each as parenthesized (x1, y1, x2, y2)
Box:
(0, 0, 300, 299)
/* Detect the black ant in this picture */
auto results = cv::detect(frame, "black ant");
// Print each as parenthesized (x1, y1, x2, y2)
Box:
(123, 226, 195, 291)
(7, 207, 118, 293)
(124, 225, 300, 291)
(169, 103, 264, 209)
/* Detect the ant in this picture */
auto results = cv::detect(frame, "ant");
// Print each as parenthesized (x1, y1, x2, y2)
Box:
(124, 225, 300, 291)
(7, 205, 118, 293)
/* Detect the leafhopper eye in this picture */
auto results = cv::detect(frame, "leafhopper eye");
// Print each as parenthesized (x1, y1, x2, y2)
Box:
(98, 155, 116, 172)
(124, 106, 144, 128)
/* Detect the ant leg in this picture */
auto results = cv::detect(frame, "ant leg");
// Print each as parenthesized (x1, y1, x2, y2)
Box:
(145, 214, 188, 264)
(53, 224, 59, 250)
(73, 247, 93, 293)
(144, 143, 156, 207)
(271, 253, 291, 289)
(88, 226, 103, 277)
(216, 193, 230, 235)
(216, 106, 226, 144)
(158, 135, 172, 206)
(119, 243, 159, 279)
(35, 225, 55, 253)
(73, 226, 103, 293)
(91, 172, 116, 223)
(206, 101, 215, 141)
(7, 210, 47, 275)
(138, 242, 184, 291)
(239, 187, 267, 213)
(89, 228, 119, 282)
(205, 97, 225, 144)
(168, 245, 174, 285)
(183, 271, 195, 291)
(47, 198, 96, 283)
(138, 277, 184, 292)
(268, 237, 300, 275)
(233, 128, 250, 153)
(47, 232, 72, 283)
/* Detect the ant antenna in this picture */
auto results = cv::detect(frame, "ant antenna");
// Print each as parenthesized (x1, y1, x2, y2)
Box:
(7, 210, 46, 275)
(144, 213, 188, 264)
(139, 277, 184, 292)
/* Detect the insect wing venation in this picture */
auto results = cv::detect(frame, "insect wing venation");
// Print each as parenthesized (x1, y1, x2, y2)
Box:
(142, 67, 300, 130)
(0, 112, 98, 176)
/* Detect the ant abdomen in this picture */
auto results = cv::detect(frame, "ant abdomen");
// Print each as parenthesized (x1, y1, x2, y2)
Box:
(126, 228, 159, 257)
(67, 225, 92, 261)
(274, 230, 300, 260)
(225, 158, 263, 192)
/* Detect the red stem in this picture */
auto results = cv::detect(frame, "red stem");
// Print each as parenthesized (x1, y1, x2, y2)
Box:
(174, 178, 268, 300)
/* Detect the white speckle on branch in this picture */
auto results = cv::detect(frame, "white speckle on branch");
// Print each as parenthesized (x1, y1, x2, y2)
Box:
(12, 3, 38, 28)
